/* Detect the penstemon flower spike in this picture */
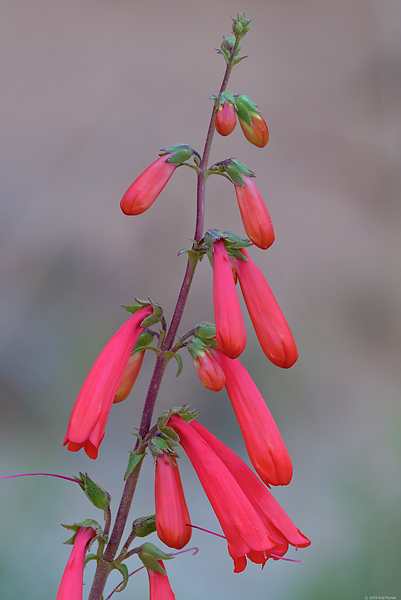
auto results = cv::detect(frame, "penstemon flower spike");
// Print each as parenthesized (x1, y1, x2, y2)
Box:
(2, 13, 310, 600)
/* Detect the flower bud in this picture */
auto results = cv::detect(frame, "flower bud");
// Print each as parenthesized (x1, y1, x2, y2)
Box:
(77, 473, 111, 510)
(212, 240, 246, 359)
(234, 249, 298, 368)
(155, 453, 191, 549)
(132, 515, 157, 538)
(221, 35, 240, 55)
(214, 350, 293, 486)
(215, 101, 237, 136)
(235, 95, 269, 148)
(113, 351, 144, 403)
(238, 112, 269, 148)
(188, 340, 225, 391)
(120, 154, 177, 216)
(234, 176, 275, 249)
(113, 330, 154, 403)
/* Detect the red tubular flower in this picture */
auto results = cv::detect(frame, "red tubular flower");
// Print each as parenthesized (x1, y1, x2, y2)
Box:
(147, 561, 176, 600)
(168, 414, 276, 572)
(190, 419, 310, 569)
(213, 240, 246, 359)
(120, 154, 177, 216)
(235, 248, 298, 368)
(63, 305, 152, 459)
(113, 349, 145, 404)
(56, 526, 96, 600)
(238, 111, 269, 148)
(215, 101, 237, 136)
(214, 350, 293, 486)
(155, 453, 192, 549)
(234, 176, 275, 250)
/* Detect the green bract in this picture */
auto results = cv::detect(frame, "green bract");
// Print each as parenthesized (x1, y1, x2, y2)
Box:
(76, 472, 111, 511)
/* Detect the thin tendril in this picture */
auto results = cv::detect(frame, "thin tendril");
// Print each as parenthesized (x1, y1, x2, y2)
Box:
(0, 473, 79, 484)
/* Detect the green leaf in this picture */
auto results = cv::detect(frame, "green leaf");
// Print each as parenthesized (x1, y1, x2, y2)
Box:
(84, 553, 99, 567)
(173, 352, 183, 377)
(124, 451, 145, 481)
(114, 563, 129, 592)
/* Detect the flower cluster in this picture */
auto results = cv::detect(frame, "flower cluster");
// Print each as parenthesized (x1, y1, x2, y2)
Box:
(63, 305, 153, 459)
(211, 237, 298, 368)
(56, 13, 310, 600)
(160, 414, 310, 572)
(214, 93, 269, 148)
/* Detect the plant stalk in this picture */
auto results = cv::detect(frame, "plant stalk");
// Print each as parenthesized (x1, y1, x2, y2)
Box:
(88, 35, 241, 600)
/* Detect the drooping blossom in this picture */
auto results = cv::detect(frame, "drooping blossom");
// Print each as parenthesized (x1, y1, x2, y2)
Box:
(238, 111, 269, 148)
(234, 248, 298, 368)
(147, 561, 175, 600)
(214, 350, 293, 486)
(234, 176, 275, 249)
(212, 239, 246, 359)
(120, 154, 177, 216)
(190, 419, 311, 570)
(64, 306, 153, 459)
(168, 414, 277, 572)
(56, 526, 96, 600)
(155, 453, 192, 549)
(215, 101, 237, 136)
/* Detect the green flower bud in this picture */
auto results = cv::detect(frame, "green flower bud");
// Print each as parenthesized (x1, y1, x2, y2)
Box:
(132, 515, 156, 537)
(194, 322, 217, 342)
(77, 473, 111, 511)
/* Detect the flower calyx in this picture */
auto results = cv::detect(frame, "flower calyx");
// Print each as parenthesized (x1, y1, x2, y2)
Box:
(138, 542, 174, 574)
(158, 405, 200, 433)
(123, 298, 163, 329)
(193, 321, 217, 345)
(160, 144, 200, 167)
(234, 94, 259, 123)
(61, 519, 103, 545)
(132, 514, 157, 538)
(74, 472, 111, 511)
(203, 229, 252, 265)
(210, 158, 255, 187)
(230, 12, 252, 40)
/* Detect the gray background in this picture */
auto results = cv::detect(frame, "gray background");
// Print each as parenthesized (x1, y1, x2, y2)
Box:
(1, 0, 400, 598)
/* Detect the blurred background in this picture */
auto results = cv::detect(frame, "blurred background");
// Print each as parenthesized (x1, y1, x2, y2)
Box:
(1, 0, 400, 598)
